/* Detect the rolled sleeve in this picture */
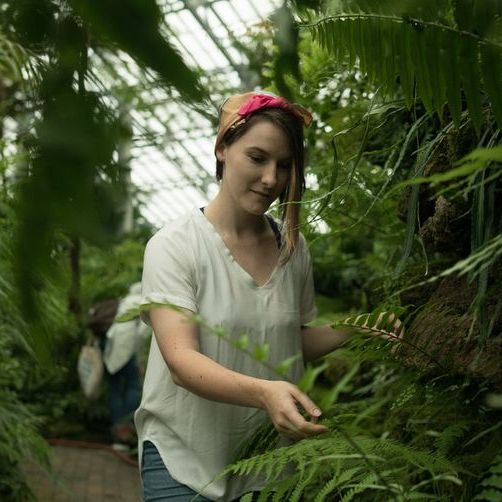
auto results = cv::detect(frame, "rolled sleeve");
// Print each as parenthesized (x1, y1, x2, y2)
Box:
(140, 229, 197, 324)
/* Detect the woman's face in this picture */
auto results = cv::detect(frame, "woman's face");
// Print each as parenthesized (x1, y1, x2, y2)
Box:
(216, 119, 292, 215)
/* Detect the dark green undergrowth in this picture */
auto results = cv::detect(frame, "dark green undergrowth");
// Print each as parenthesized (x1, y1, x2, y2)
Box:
(223, 334, 502, 501)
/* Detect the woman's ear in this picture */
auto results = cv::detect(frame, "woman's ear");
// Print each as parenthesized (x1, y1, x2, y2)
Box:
(215, 144, 226, 163)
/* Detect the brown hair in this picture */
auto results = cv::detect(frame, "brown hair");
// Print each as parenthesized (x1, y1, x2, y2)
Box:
(215, 108, 306, 264)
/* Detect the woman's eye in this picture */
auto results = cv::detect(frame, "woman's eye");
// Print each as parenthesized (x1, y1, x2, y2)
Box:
(279, 162, 292, 170)
(248, 155, 265, 163)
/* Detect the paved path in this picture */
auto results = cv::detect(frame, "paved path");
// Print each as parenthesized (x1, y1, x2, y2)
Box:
(22, 440, 142, 501)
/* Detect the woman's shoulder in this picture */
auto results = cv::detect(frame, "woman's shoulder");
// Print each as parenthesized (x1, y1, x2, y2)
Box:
(147, 208, 200, 246)
(144, 209, 202, 261)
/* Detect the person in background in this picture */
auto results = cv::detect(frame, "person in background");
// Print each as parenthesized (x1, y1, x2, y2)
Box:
(103, 282, 150, 449)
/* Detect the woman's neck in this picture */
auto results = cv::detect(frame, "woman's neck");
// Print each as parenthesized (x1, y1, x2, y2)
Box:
(204, 193, 268, 239)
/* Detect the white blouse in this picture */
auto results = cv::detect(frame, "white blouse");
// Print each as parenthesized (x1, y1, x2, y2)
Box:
(135, 207, 317, 501)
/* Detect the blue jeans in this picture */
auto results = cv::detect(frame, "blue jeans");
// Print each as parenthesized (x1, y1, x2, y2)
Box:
(141, 441, 211, 501)
(107, 356, 141, 425)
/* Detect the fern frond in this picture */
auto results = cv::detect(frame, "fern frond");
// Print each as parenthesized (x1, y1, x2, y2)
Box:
(314, 467, 364, 502)
(332, 309, 405, 341)
(340, 473, 379, 502)
(396, 145, 502, 194)
(436, 423, 470, 455)
(305, 11, 502, 132)
(473, 454, 502, 501)
(223, 432, 459, 501)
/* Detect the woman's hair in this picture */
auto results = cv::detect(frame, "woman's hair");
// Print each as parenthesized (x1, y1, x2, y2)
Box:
(215, 107, 306, 264)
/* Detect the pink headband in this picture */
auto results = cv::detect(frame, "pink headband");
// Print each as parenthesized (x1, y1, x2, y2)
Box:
(215, 92, 313, 154)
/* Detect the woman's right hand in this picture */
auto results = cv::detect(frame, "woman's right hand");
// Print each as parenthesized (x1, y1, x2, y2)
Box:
(260, 380, 328, 440)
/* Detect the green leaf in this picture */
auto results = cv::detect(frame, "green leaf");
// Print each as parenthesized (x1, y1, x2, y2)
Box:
(443, 29, 462, 125)
(306, 12, 499, 130)
(473, 488, 502, 501)
(348, 18, 358, 66)
(486, 394, 502, 409)
(459, 35, 483, 135)
(398, 23, 415, 107)
(454, 0, 474, 31)
(480, 44, 502, 130)
(407, 492, 445, 500)
(68, 0, 204, 101)
(274, 353, 303, 377)
(394, 146, 502, 188)
(273, 3, 301, 99)
(235, 334, 250, 350)
(413, 26, 434, 114)
(253, 343, 270, 362)
(382, 21, 398, 95)
(298, 362, 328, 393)
(319, 362, 359, 409)
(481, 477, 502, 489)
(428, 25, 446, 115)
(239, 493, 254, 502)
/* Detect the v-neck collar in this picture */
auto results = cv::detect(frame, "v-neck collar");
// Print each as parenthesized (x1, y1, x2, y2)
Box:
(195, 207, 285, 290)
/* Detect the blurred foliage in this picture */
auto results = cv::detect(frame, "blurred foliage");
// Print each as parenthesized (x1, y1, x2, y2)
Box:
(0, 0, 192, 497)
(0, 192, 147, 498)
(0, 201, 63, 500)
(0, 0, 205, 323)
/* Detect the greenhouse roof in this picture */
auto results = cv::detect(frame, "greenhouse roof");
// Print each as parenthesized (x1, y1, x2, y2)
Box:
(98, 0, 280, 228)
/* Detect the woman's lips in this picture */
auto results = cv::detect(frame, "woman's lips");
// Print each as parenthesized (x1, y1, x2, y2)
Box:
(251, 190, 271, 198)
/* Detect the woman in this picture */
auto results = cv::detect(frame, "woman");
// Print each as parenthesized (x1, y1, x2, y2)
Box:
(136, 92, 382, 501)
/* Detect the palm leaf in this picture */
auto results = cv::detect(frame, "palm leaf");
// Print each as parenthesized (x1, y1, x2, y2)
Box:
(0, 30, 44, 91)
(67, 0, 205, 102)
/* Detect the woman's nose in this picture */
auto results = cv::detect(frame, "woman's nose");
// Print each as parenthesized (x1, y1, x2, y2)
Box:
(261, 163, 278, 188)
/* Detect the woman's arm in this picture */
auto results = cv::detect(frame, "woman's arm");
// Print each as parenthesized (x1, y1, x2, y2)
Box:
(301, 313, 403, 362)
(150, 307, 328, 440)
(301, 325, 352, 362)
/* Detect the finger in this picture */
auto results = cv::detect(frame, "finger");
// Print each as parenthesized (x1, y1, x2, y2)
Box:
(275, 420, 308, 440)
(278, 420, 326, 440)
(275, 424, 296, 438)
(291, 388, 322, 421)
(279, 402, 328, 437)
(286, 407, 328, 436)
(301, 421, 328, 436)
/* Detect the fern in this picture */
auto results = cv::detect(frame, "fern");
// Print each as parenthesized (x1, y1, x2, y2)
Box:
(220, 331, 502, 500)
(396, 232, 502, 296)
(473, 454, 502, 501)
(330, 308, 452, 371)
(221, 432, 459, 500)
(304, 1, 502, 132)
(436, 423, 470, 456)
(340, 472, 379, 502)
(313, 467, 364, 502)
